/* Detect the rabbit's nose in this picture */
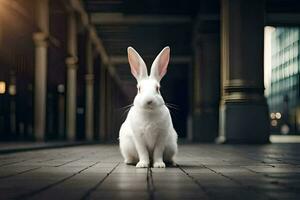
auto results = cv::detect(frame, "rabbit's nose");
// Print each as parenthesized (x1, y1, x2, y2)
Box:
(147, 100, 153, 105)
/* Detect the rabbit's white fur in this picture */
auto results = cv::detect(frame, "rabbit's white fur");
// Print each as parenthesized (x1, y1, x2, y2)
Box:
(119, 46, 178, 168)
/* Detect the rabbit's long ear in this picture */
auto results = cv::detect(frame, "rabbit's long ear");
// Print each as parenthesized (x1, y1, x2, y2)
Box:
(150, 46, 170, 82)
(127, 47, 148, 81)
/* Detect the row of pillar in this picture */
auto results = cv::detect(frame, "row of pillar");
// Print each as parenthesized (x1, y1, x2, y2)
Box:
(32, 0, 118, 141)
(191, 0, 270, 143)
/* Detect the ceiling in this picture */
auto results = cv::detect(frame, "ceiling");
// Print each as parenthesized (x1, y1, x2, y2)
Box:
(83, 0, 220, 99)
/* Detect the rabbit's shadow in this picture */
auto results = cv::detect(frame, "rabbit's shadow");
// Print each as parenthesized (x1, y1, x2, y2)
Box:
(175, 164, 206, 169)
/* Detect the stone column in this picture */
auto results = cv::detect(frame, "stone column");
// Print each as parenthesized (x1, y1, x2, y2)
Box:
(57, 85, 65, 139)
(85, 35, 94, 141)
(219, 0, 269, 143)
(0, 14, 2, 46)
(9, 72, 17, 135)
(106, 73, 112, 141)
(33, 0, 49, 141)
(99, 64, 107, 141)
(191, 33, 220, 142)
(65, 11, 78, 141)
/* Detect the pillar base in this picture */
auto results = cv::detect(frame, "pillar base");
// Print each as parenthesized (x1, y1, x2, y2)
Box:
(219, 102, 270, 144)
(190, 111, 219, 142)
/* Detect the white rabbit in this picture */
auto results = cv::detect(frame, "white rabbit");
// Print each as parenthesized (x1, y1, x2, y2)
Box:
(119, 46, 178, 168)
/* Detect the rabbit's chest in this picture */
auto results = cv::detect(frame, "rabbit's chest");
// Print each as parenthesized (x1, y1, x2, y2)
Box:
(129, 107, 170, 147)
(142, 121, 159, 133)
(140, 121, 161, 149)
(134, 118, 161, 138)
(136, 120, 161, 138)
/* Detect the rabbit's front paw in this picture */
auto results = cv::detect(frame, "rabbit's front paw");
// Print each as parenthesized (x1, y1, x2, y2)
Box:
(153, 161, 166, 168)
(136, 161, 149, 168)
(124, 159, 134, 165)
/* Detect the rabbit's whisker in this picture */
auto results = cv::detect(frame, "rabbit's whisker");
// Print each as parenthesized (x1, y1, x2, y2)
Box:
(118, 104, 133, 110)
(165, 103, 179, 110)
(166, 103, 178, 106)
(165, 103, 179, 108)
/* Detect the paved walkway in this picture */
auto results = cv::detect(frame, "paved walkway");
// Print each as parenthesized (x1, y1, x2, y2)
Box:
(0, 144, 300, 199)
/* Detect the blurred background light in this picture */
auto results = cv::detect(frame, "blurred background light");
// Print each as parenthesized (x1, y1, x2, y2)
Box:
(271, 119, 278, 127)
(270, 113, 276, 119)
(57, 84, 65, 93)
(8, 84, 16, 96)
(275, 112, 281, 119)
(0, 81, 6, 94)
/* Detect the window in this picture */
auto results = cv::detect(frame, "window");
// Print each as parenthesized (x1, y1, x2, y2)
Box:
(265, 26, 300, 134)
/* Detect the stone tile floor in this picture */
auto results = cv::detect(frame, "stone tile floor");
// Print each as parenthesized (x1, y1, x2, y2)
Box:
(0, 144, 300, 199)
